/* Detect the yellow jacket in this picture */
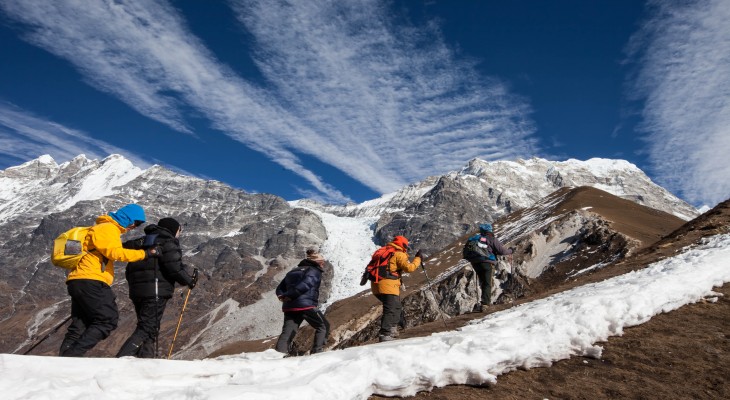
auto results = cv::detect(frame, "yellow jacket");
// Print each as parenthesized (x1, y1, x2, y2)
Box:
(370, 243, 421, 296)
(66, 215, 146, 286)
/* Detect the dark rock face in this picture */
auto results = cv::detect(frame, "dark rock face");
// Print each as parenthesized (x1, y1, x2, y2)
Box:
(375, 175, 510, 254)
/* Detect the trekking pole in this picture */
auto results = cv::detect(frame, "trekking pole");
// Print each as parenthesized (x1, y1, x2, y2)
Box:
(22, 315, 72, 355)
(167, 288, 191, 359)
(154, 277, 159, 358)
(421, 261, 448, 329)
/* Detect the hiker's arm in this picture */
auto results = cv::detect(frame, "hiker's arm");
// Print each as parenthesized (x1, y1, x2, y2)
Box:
(491, 238, 512, 256)
(395, 252, 421, 273)
(92, 225, 145, 262)
(159, 241, 193, 286)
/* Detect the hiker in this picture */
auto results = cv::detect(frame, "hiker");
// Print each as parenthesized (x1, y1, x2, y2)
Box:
(370, 235, 422, 342)
(59, 204, 160, 357)
(463, 223, 513, 312)
(275, 249, 330, 355)
(117, 217, 198, 358)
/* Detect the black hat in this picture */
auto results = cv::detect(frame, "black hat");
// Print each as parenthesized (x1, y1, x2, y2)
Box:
(158, 217, 181, 235)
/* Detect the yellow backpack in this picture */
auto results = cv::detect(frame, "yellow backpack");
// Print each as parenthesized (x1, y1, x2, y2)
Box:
(51, 226, 92, 269)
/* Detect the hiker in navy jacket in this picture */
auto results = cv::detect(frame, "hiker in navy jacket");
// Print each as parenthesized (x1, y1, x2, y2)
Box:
(464, 223, 512, 312)
(275, 249, 330, 355)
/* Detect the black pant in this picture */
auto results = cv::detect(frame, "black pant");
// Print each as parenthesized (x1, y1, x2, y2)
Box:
(275, 309, 330, 355)
(375, 294, 402, 336)
(470, 261, 494, 305)
(117, 297, 168, 358)
(60, 279, 119, 357)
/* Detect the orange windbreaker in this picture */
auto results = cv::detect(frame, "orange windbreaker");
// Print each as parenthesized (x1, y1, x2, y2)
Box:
(370, 242, 421, 296)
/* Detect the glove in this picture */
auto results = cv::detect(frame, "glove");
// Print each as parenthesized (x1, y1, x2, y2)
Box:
(188, 268, 199, 289)
(415, 250, 423, 259)
(144, 246, 162, 259)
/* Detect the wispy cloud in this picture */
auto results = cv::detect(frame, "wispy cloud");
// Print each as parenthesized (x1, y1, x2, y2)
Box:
(626, 0, 730, 207)
(1, 0, 537, 203)
(229, 0, 537, 188)
(0, 102, 151, 168)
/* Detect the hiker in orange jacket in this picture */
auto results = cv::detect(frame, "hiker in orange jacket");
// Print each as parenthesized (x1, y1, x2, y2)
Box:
(370, 235, 422, 342)
(60, 204, 160, 357)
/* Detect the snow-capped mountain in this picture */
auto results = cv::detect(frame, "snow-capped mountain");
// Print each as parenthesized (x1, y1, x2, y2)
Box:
(301, 157, 698, 256)
(0, 154, 698, 360)
(0, 154, 143, 223)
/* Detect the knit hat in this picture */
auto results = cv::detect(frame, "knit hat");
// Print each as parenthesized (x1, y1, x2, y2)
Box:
(158, 217, 181, 235)
(109, 204, 145, 227)
(479, 223, 493, 234)
(392, 235, 409, 250)
(306, 249, 325, 264)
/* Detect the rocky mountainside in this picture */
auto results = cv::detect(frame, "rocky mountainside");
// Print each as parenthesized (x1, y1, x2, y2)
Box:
(211, 186, 688, 356)
(0, 154, 697, 360)
(300, 157, 698, 255)
(0, 155, 329, 358)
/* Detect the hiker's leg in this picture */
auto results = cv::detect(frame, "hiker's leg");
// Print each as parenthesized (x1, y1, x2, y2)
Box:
(472, 262, 491, 305)
(303, 309, 329, 353)
(117, 298, 156, 357)
(62, 280, 118, 357)
(275, 312, 303, 354)
(483, 263, 494, 304)
(376, 294, 401, 338)
(59, 290, 87, 356)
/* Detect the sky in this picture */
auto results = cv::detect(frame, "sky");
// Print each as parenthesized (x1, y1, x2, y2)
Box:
(2, 233, 729, 399)
(0, 0, 728, 207)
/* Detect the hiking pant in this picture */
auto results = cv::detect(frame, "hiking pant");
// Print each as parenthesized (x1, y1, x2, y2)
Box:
(60, 279, 119, 357)
(376, 294, 402, 336)
(275, 308, 330, 354)
(470, 261, 495, 305)
(117, 297, 168, 358)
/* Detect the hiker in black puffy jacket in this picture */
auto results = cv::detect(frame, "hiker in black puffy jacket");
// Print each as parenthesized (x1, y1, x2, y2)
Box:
(274, 249, 330, 355)
(116, 217, 197, 358)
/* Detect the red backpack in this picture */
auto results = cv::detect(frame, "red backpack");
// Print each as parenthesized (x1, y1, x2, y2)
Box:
(359, 246, 400, 285)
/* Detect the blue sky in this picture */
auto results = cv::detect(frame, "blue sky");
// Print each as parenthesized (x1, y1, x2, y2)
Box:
(0, 1, 728, 207)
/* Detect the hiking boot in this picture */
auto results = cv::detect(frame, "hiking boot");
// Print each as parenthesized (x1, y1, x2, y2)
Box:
(378, 334, 395, 342)
(479, 303, 490, 312)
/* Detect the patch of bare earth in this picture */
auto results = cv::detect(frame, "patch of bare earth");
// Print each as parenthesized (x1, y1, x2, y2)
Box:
(373, 283, 729, 400)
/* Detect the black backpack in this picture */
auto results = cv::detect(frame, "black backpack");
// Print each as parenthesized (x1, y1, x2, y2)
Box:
(462, 237, 493, 260)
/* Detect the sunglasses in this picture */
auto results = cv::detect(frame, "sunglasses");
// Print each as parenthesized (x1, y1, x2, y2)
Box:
(133, 220, 145, 228)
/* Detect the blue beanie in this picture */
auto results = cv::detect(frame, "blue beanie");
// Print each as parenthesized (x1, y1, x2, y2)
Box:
(109, 204, 146, 227)
(479, 223, 493, 234)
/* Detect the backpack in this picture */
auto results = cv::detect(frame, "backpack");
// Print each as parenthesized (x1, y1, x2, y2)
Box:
(359, 246, 399, 285)
(462, 236, 493, 261)
(51, 226, 92, 269)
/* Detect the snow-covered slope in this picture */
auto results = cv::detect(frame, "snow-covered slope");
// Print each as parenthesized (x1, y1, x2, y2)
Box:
(1, 233, 728, 400)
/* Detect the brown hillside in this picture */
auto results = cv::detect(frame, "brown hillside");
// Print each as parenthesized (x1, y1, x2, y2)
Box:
(373, 198, 730, 399)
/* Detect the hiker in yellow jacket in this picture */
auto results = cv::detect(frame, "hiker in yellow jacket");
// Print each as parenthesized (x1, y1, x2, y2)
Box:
(60, 204, 159, 357)
(370, 235, 422, 342)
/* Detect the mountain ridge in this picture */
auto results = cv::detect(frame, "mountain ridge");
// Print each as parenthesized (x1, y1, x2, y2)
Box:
(0, 154, 700, 359)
